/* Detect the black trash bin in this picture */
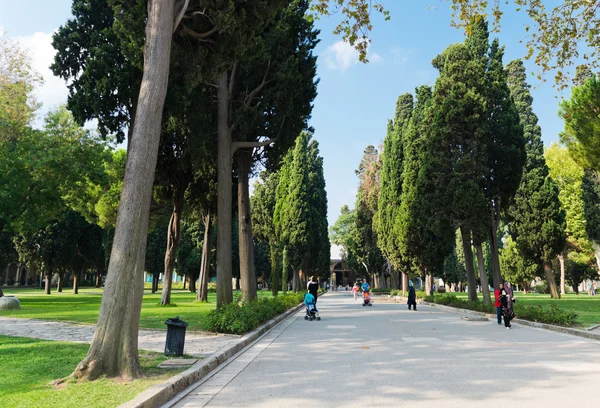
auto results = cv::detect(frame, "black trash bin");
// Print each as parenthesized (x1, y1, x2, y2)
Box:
(164, 316, 188, 356)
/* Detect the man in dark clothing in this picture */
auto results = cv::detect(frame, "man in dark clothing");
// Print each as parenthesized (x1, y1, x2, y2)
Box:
(407, 280, 417, 311)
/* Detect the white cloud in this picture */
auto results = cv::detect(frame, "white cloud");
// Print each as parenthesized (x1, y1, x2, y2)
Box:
(15, 30, 69, 127)
(390, 46, 414, 65)
(322, 40, 383, 71)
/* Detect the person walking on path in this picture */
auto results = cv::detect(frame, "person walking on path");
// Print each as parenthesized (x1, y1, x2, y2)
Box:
(352, 283, 359, 302)
(500, 282, 515, 329)
(494, 283, 503, 325)
(407, 280, 417, 311)
(307, 276, 319, 305)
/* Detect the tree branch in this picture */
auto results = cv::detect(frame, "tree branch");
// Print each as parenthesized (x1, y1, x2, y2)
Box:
(228, 61, 238, 99)
(181, 24, 217, 42)
(244, 59, 272, 106)
(231, 138, 278, 155)
(173, 0, 190, 32)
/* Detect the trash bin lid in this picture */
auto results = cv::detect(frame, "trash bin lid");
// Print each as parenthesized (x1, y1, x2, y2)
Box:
(165, 316, 188, 328)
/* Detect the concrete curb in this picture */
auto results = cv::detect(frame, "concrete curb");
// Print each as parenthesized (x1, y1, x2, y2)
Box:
(422, 301, 600, 341)
(119, 302, 305, 408)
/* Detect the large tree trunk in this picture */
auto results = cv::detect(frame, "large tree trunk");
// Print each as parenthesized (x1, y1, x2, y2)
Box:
(488, 213, 502, 290)
(402, 271, 408, 296)
(216, 71, 234, 308)
(558, 253, 565, 295)
(73, 269, 81, 295)
(475, 243, 491, 305)
(57, 271, 65, 293)
(151, 272, 159, 293)
(460, 226, 478, 302)
(292, 268, 301, 292)
(237, 151, 257, 302)
(188, 275, 195, 292)
(543, 261, 560, 299)
(389, 262, 399, 290)
(197, 212, 212, 302)
(45, 269, 51, 295)
(71, 0, 174, 381)
(270, 245, 279, 296)
(161, 183, 186, 305)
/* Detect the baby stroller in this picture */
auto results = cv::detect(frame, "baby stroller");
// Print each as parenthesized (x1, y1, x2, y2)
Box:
(304, 292, 321, 321)
(362, 291, 373, 307)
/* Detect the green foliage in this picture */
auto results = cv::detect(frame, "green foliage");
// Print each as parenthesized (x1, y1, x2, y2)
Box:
(442, 246, 468, 285)
(204, 292, 304, 334)
(428, 294, 578, 326)
(500, 236, 541, 287)
(582, 169, 600, 243)
(506, 60, 566, 266)
(560, 75, 600, 171)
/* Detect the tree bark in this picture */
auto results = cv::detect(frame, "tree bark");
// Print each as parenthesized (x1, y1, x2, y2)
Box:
(543, 261, 560, 299)
(389, 262, 399, 290)
(281, 247, 288, 294)
(216, 71, 234, 308)
(73, 269, 81, 295)
(475, 243, 491, 305)
(292, 268, 301, 292)
(270, 245, 279, 296)
(197, 212, 212, 302)
(237, 151, 257, 302)
(151, 272, 159, 293)
(44, 269, 51, 295)
(95, 272, 101, 288)
(558, 253, 565, 295)
(402, 271, 408, 296)
(488, 214, 502, 290)
(460, 226, 478, 302)
(161, 183, 186, 305)
(71, 0, 175, 381)
(57, 271, 64, 293)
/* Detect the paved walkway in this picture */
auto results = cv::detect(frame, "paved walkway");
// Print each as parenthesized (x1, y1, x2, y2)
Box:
(0, 316, 239, 358)
(164, 292, 600, 408)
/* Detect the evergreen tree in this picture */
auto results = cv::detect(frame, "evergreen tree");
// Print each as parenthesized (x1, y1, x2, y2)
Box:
(397, 86, 454, 295)
(429, 42, 488, 301)
(482, 35, 526, 291)
(499, 235, 540, 293)
(582, 169, 600, 269)
(307, 139, 330, 282)
(376, 94, 412, 270)
(506, 59, 566, 299)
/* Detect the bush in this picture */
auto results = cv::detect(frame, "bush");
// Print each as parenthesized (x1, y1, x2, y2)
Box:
(425, 294, 577, 326)
(437, 288, 446, 293)
(533, 282, 547, 294)
(207, 282, 217, 293)
(371, 288, 391, 293)
(204, 292, 304, 334)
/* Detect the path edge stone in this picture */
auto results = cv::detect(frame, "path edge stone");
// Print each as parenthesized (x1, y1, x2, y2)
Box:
(423, 301, 600, 341)
(118, 301, 306, 408)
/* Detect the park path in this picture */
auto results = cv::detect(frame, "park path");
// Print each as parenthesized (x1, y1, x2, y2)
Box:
(0, 316, 239, 358)
(164, 292, 600, 408)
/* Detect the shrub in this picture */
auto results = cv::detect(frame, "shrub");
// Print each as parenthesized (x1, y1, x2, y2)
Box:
(533, 282, 547, 294)
(437, 288, 446, 293)
(207, 282, 217, 293)
(371, 288, 391, 293)
(425, 294, 577, 326)
(204, 292, 304, 334)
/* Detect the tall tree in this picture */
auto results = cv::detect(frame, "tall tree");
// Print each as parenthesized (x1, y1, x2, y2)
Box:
(559, 75, 600, 171)
(429, 42, 488, 301)
(273, 133, 311, 292)
(376, 94, 412, 272)
(582, 169, 600, 269)
(545, 143, 595, 294)
(499, 235, 540, 293)
(355, 146, 385, 287)
(506, 59, 566, 299)
(481, 33, 526, 291)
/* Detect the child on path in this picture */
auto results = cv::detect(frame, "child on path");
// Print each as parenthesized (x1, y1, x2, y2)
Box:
(352, 283, 359, 302)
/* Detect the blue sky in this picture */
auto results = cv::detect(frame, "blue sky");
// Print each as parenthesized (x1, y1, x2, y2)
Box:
(1, 1, 568, 248)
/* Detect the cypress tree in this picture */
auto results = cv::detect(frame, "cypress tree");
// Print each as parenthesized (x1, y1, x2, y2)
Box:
(429, 43, 488, 301)
(307, 139, 330, 282)
(376, 94, 412, 271)
(506, 59, 566, 299)
(482, 37, 526, 292)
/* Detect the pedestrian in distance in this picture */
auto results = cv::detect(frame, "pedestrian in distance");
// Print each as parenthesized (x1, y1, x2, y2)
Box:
(500, 281, 516, 329)
(494, 282, 503, 325)
(407, 280, 417, 311)
(307, 276, 319, 305)
(352, 282, 359, 302)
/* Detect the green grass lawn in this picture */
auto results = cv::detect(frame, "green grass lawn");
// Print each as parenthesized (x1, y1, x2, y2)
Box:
(0, 335, 181, 408)
(0, 287, 275, 331)
(448, 292, 600, 327)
